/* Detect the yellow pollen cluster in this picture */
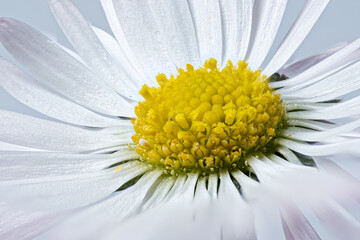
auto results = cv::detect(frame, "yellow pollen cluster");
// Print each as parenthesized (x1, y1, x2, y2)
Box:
(132, 59, 285, 174)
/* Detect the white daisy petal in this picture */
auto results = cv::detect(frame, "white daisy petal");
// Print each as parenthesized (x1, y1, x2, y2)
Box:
(280, 203, 321, 240)
(100, 0, 147, 80)
(246, 0, 287, 70)
(1, 161, 150, 212)
(107, 177, 219, 240)
(0, 150, 138, 180)
(0, 57, 127, 127)
(0, 110, 125, 152)
(272, 37, 360, 88)
(91, 26, 145, 86)
(277, 147, 302, 164)
(171, 172, 199, 203)
(187, 0, 222, 64)
(0, 18, 134, 117)
(253, 204, 286, 240)
(148, 0, 200, 68)
(0, 203, 71, 240)
(311, 199, 360, 239)
(207, 174, 218, 199)
(279, 43, 347, 78)
(218, 171, 255, 240)
(48, 0, 140, 99)
(287, 96, 360, 120)
(282, 60, 360, 101)
(219, 0, 252, 64)
(36, 169, 162, 240)
(161, 174, 187, 202)
(263, 0, 329, 76)
(279, 138, 360, 157)
(279, 48, 360, 94)
(111, 0, 177, 81)
(313, 156, 360, 182)
(140, 177, 176, 210)
(283, 119, 360, 142)
(0, 142, 44, 152)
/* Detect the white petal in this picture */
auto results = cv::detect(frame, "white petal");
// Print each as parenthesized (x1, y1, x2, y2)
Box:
(157, 173, 197, 205)
(287, 96, 360, 120)
(0, 203, 70, 240)
(279, 43, 347, 78)
(231, 170, 261, 201)
(246, 0, 287, 70)
(282, 60, 360, 101)
(218, 171, 255, 240)
(48, 0, 140, 99)
(207, 174, 218, 199)
(281, 203, 321, 240)
(140, 177, 175, 210)
(91, 26, 145, 86)
(0, 18, 134, 117)
(100, 0, 147, 81)
(279, 48, 360, 95)
(36, 170, 162, 240)
(253, 204, 286, 240)
(148, 0, 200, 68)
(283, 119, 360, 142)
(271, 37, 360, 88)
(111, 0, 177, 81)
(218, 0, 252, 64)
(161, 174, 187, 202)
(277, 147, 302, 164)
(0, 110, 125, 151)
(278, 138, 360, 157)
(0, 150, 138, 180)
(0, 57, 128, 127)
(0, 142, 43, 152)
(314, 156, 360, 182)
(187, 0, 222, 64)
(263, 0, 329, 76)
(1, 161, 150, 211)
(311, 199, 360, 239)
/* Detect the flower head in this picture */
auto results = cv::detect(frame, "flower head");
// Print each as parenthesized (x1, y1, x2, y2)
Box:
(0, 0, 359, 239)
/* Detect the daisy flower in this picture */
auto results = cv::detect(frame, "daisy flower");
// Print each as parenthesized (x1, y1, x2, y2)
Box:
(0, 0, 360, 239)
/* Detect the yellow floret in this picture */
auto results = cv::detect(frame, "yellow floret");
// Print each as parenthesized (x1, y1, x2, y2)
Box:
(132, 58, 286, 174)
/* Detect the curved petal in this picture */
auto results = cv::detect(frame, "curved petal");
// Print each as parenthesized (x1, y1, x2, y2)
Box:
(272, 37, 360, 88)
(246, 0, 287, 70)
(35, 170, 162, 239)
(1, 161, 150, 212)
(148, 0, 200, 68)
(91, 26, 146, 86)
(0, 150, 138, 180)
(100, 0, 147, 81)
(0, 204, 71, 240)
(0, 18, 134, 117)
(279, 43, 346, 77)
(0, 57, 127, 127)
(49, 0, 140, 99)
(0, 110, 127, 152)
(187, 0, 222, 65)
(219, 0, 252, 64)
(111, 0, 177, 81)
(263, 0, 329, 76)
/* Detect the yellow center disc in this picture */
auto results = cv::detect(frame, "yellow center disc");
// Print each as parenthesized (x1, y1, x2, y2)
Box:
(132, 59, 285, 174)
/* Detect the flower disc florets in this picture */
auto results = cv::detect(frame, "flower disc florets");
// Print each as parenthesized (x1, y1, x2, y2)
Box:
(132, 59, 286, 175)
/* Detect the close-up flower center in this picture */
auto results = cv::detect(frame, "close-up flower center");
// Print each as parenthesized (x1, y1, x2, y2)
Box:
(132, 59, 286, 175)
